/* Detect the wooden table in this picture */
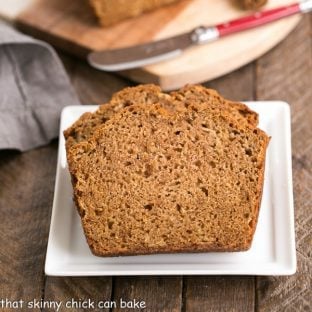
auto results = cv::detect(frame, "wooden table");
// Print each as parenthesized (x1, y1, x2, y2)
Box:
(0, 15, 311, 312)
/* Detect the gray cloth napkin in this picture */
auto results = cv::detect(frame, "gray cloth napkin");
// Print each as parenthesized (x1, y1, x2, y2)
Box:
(0, 22, 80, 151)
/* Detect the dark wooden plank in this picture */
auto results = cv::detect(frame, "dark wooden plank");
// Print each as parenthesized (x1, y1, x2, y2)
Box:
(255, 15, 312, 312)
(112, 277, 182, 312)
(0, 143, 57, 309)
(183, 62, 256, 312)
(184, 277, 255, 312)
(43, 277, 112, 312)
(206, 62, 255, 101)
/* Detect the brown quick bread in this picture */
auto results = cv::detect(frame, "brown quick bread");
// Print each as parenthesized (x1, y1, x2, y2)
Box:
(89, 0, 181, 27)
(240, 0, 268, 9)
(64, 84, 258, 152)
(67, 100, 269, 256)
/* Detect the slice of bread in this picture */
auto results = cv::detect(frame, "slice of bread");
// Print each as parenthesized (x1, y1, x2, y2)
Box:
(67, 100, 269, 256)
(64, 84, 258, 151)
(64, 85, 170, 151)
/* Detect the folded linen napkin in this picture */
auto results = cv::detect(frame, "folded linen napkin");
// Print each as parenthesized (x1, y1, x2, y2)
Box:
(0, 22, 80, 151)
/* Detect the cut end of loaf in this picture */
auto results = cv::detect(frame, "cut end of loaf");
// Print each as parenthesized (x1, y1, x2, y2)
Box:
(88, 0, 182, 27)
(239, 0, 268, 9)
(66, 88, 269, 257)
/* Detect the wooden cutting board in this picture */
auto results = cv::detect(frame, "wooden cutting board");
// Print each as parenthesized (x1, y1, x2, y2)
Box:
(0, 0, 300, 90)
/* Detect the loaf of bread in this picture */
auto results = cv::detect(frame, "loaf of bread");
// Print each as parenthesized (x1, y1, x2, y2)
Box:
(89, 0, 181, 27)
(65, 84, 269, 257)
(240, 0, 268, 9)
(89, 0, 268, 27)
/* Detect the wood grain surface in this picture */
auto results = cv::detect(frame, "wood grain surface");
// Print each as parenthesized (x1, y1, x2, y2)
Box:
(0, 14, 311, 312)
(11, 0, 300, 90)
(113, 277, 182, 312)
(0, 145, 57, 311)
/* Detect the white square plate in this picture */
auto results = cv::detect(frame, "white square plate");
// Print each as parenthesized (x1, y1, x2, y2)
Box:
(45, 102, 296, 276)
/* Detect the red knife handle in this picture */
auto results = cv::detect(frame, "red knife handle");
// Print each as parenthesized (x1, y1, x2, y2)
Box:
(216, 3, 301, 37)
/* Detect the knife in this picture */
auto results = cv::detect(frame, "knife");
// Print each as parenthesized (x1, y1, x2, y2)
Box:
(88, 0, 312, 71)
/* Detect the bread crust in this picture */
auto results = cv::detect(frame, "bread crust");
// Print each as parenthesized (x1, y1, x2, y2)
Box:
(247, 131, 270, 245)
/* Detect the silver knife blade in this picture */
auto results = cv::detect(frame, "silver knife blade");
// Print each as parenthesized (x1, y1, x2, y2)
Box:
(88, 27, 219, 71)
(88, 32, 193, 71)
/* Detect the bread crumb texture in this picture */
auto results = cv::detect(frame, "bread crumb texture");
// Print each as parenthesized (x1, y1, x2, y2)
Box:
(65, 84, 269, 257)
